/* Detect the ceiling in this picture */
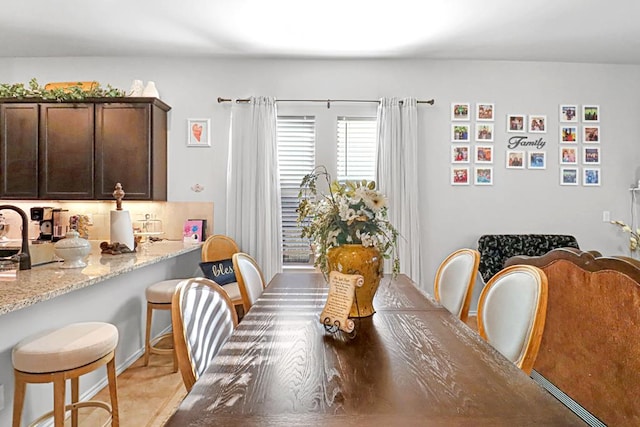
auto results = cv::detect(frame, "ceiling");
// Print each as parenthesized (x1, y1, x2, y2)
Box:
(2, 1, 639, 64)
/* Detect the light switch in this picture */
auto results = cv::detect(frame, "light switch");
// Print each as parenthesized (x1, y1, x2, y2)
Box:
(602, 211, 610, 222)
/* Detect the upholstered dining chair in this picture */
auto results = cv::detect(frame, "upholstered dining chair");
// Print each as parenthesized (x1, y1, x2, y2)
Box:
(171, 278, 238, 392)
(476, 264, 548, 374)
(200, 234, 243, 309)
(232, 252, 267, 313)
(433, 248, 481, 323)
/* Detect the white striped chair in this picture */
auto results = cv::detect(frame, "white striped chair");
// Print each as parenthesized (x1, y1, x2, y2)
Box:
(171, 278, 238, 391)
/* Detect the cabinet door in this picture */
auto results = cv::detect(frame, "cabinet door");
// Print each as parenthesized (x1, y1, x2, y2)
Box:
(39, 104, 94, 199)
(0, 104, 39, 198)
(95, 103, 167, 200)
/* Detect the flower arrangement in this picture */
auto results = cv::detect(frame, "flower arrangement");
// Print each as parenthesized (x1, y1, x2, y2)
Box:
(610, 220, 640, 251)
(296, 166, 399, 276)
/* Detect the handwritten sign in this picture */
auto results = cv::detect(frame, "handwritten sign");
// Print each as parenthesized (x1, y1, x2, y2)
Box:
(320, 271, 364, 333)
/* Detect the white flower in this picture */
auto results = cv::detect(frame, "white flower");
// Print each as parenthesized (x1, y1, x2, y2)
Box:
(623, 225, 632, 233)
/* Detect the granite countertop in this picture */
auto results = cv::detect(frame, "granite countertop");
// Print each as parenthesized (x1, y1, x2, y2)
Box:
(0, 240, 201, 316)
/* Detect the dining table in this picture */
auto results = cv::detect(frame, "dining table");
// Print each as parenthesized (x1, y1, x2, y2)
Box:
(165, 272, 584, 426)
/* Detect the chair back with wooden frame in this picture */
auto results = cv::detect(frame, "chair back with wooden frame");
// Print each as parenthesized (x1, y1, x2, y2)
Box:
(433, 248, 480, 323)
(171, 278, 238, 392)
(477, 264, 548, 374)
(201, 234, 243, 308)
(232, 252, 267, 313)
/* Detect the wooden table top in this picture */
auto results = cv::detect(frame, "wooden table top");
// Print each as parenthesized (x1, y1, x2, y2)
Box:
(165, 273, 584, 426)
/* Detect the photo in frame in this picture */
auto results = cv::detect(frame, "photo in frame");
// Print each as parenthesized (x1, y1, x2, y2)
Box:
(560, 104, 578, 122)
(506, 150, 525, 169)
(476, 103, 495, 121)
(475, 145, 493, 163)
(583, 105, 600, 122)
(583, 125, 600, 143)
(561, 167, 579, 186)
(528, 115, 547, 133)
(451, 102, 470, 121)
(560, 126, 578, 143)
(583, 167, 601, 186)
(583, 146, 600, 165)
(187, 118, 211, 147)
(475, 123, 494, 141)
(475, 167, 493, 185)
(451, 145, 470, 163)
(451, 166, 470, 185)
(451, 124, 471, 142)
(507, 114, 526, 133)
(560, 147, 578, 164)
(528, 151, 546, 169)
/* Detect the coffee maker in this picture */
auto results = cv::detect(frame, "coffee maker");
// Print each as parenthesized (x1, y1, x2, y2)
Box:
(31, 207, 69, 242)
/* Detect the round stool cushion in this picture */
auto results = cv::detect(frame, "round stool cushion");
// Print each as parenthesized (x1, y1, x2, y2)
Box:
(145, 279, 184, 304)
(12, 322, 119, 374)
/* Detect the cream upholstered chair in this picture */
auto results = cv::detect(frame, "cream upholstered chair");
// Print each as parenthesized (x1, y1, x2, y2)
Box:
(201, 234, 243, 308)
(171, 278, 238, 392)
(433, 248, 480, 323)
(232, 252, 267, 313)
(12, 322, 119, 426)
(477, 264, 548, 374)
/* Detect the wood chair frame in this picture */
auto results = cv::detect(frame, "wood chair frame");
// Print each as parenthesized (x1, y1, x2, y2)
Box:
(232, 252, 267, 313)
(433, 248, 480, 323)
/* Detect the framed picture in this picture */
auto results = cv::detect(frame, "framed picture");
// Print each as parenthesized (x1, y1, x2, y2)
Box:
(583, 125, 600, 143)
(476, 103, 495, 121)
(187, 118, 211, 147)
(506, 151, 525, 169)
(451, 166, 470, 185)
(451, 124, 471, 142)
(559, 126, 578, 143)
(507, 114, 526, 133)
(583, 146, 600, 164)
(560, 167, 579, 186)
(560, 147, 578, 164)
(560, 104, 578, 122)
(583, 105, 600, 122)
(451, 145, 470, 163)
(451, 102, 470, 121)
(475, 167, 493, 185)
(475, 123, 494, 141)
(583, 168, 601, 186)
(528, 115, 547, 133)
(475, 145, 493, 164)
(528, 151, 546, 169)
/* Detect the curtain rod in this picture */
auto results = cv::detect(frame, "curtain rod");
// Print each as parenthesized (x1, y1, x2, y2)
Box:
(217, 97, 434, 108)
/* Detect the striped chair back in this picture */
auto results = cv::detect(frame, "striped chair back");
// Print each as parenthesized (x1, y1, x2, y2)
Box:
(172, 278, 238, 391)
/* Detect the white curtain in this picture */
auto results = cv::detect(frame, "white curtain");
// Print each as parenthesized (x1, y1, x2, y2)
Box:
(226, 96, 282, 282)
(376, 97, 422, 286)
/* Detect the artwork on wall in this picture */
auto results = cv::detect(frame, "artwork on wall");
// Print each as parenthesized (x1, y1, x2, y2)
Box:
(583, 105, 599, 122)
(583, 168, 601, 186)
(583, 146, 600, 165)
(451, 145, 470, 163)
(476, 123, 494, 141)
(476, 103, 495, 121)
(583, 125, 600, 143)
(475, 145, 493, 164)
(475, 167, 493, 185)
(451, 102, 471, 121)
(560, 105, 578, 122)
(451, 167, 470, 185)
(506, 151, 525, 169)
(506, 114, 526, 132)
(560, 147, 578, 164)
(528, 115, 547, 133)
(560, 126, 578, 143)
(560, 167, 579, 186)
(451, 124, 471, 142)
(187, 118, 211, 147)
(528, 151, 546, 169)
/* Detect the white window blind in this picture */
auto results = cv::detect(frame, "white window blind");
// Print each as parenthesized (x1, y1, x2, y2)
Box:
(337, 117, 377, 182)
(277, 116, 316, 265)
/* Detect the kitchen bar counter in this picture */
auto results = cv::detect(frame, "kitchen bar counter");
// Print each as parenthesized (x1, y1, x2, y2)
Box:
(0, 240, 201, 316)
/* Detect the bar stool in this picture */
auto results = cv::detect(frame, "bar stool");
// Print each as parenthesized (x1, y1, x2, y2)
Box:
(144, 279, 182, 370)
(12, 321, 119, 427)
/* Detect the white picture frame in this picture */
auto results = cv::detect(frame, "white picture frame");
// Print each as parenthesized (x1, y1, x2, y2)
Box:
(583, 125, 600, 143)
(528, 151, 546, 169)
(506, 150, 525, 169)
(475, 103, 495, 121)
(583, 105, 600, 123)
(451, 145, 470, 163)
(560, 146, 578, 165)
(559, 126, 578, 143)
(451, 102, 471, 121)
(528, 115, 547, 133)
(475, 123, 494, 142)
(451, 124, 471, 142)
(475, 145, 493, 164)
(559, 104, 578, 122)
(561, 167, 579, 186)
(583, 167, 601, 186)
(451, 166, 470, 185)
(507, 114, 526, 133)
(583, 146, 600, 165)
(475, 167, 493, 185)
(187, 118, 211, 147)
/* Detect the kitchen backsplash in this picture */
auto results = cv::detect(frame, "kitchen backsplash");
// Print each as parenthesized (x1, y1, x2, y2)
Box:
(0, 201, 213, 241)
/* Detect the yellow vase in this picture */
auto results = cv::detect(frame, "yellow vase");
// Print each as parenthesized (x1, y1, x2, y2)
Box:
(327, 244, 383, 318)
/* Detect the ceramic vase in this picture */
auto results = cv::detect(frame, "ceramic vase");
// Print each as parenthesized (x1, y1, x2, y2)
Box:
(128, 79, 144, 97)
(327, 244, 383, 317)
(54, 230, 91, 269)
(142, 81, 159, 98)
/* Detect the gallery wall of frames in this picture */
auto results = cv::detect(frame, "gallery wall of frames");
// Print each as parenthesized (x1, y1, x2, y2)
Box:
(450, 102, 600, 187)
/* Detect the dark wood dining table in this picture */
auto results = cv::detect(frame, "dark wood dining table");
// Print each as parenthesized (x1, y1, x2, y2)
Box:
(165, 273, 584, 426)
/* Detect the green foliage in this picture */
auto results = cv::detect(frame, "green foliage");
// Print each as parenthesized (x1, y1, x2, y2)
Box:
(0, 78, 125, 101)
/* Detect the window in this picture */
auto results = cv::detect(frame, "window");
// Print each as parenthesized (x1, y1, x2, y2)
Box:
(277, 116, 315, 265)
(337, 117, 377, 182)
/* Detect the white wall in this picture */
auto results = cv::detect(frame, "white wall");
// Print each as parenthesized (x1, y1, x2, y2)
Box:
(2, 57, 639, 303)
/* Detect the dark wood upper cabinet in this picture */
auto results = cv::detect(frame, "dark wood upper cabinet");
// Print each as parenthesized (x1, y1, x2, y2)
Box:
(0, 103, 39, 198)
(0, 98, 170, 201)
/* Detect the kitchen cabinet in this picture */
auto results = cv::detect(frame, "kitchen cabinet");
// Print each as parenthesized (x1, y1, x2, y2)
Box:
(0, 98, 170, 200)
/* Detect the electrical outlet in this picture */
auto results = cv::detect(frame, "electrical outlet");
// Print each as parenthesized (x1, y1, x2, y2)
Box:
(602, 211, 610, 222)
(0, 383, 4, 411)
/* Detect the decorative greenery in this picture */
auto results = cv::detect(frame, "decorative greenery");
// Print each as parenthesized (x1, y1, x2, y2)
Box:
(297, 165, 399, 277)
(0, 78, 125, 101)
(610, 220, 640, 252)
